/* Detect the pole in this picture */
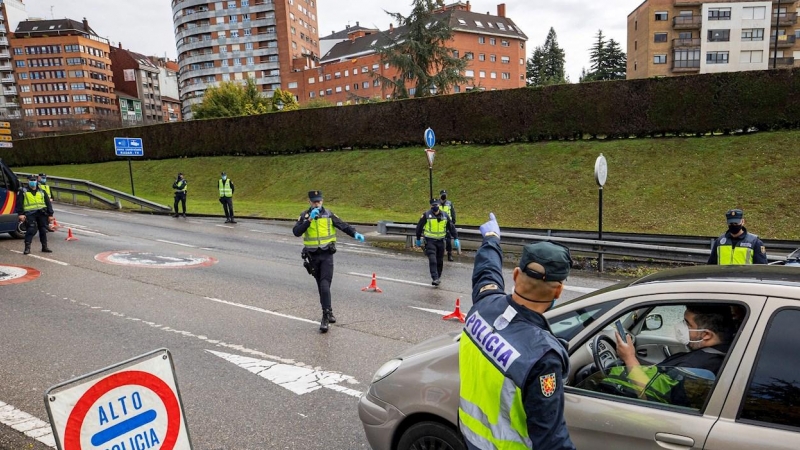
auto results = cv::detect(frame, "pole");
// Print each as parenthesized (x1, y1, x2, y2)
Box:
(128, 157, 135, 196)
(598, 186, 604, 273)
(429, 166, 433, 202)
(773, 0, 782, 69)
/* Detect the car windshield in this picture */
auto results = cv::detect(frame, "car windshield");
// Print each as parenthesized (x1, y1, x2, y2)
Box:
(549, 299, 623, 341)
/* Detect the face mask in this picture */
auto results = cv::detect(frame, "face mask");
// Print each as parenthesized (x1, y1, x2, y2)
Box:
(674, 321, 707, 347)
(431, 206, 440, 212)
(40, 178, 47, 184)
(547, 299, 556, 311)
(28, 181, 37, 188)
(222, 176, 227, 181)
(729, 224, 743, 234)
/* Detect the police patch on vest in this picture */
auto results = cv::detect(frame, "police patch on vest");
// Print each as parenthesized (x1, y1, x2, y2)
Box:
(464, 312, 520, 372)
(720, 238, 727, 245)
(540, 373, 556, 397)
(740, 242, 752, 248)
(761, 246, 766, 254)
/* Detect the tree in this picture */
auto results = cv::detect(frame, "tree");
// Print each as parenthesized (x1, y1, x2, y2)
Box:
(373, 0, 468, 99)
(526, 27, 567, 87)
(270, 88, 299, 112)
(192, 78, 272, 119)
(581, 30, 627, 82)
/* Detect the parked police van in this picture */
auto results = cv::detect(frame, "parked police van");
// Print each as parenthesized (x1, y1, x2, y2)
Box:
(0, 158, 22, 238)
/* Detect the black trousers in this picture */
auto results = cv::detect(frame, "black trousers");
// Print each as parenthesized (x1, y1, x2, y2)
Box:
(24, 211, 49, 246)
(309, 249, 335, 311)
(220, 197, 234, 219)
(174, 192, 187, 214)
(445, 229, 453, 255)
(425, 238, 445, 280)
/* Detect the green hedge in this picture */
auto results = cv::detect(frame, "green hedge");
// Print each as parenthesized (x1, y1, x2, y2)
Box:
(4, 68, 800, 166)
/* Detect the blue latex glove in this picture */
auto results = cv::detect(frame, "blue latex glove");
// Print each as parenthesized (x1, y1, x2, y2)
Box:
(479, 213, 501, 237)
(416, 238, 423, 247)
(309, 208, 320, 220)
(454, 239, 461, 251)
(354, 232, 365, 242)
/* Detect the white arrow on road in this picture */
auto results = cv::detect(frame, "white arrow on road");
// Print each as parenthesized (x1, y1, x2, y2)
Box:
(207, 350, 363, 398)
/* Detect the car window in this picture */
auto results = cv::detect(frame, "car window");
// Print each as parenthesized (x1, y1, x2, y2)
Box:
(637, 305, 686, 337)
(549, 299, 622, 341)
(739, 308, 800, 430)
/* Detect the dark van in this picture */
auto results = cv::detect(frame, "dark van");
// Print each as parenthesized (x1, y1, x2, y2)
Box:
(0, 158, 22, 238)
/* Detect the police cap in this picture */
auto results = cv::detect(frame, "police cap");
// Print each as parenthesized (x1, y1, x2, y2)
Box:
(430, 198, 440, 206)
(38, 173, 46, 177)
(308, 190, 323, 201)
(726, 209, 744, 224)
(518, 242, 573, 282)
(27, 175, 37, 181)
(439, 189, 447, 196)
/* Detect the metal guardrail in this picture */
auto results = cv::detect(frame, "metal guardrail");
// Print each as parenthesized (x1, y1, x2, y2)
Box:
(15, 173, 171, 213)
(378, 222, 793, 264)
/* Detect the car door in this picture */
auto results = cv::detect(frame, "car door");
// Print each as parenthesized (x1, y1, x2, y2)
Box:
(564, 293, 765, 450)
(703, 297, 800, 449)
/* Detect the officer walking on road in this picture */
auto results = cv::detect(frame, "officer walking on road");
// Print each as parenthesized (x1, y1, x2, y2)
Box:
(439, 189, 457, 261)
(415, 198, 459, 286)
(218, 172, 236, 223)
(293, 190, 365, 333)
(172, 173, 187, 218)
(708, 208, 767, 265)
(16, 175, 54, 255)
(459, 213, 575, 450)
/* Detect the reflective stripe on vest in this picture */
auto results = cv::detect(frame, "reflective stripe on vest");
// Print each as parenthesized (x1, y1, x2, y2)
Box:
(303, 210, 336, 249)
(606, 365, 677, 404)
(23, 190, 47, 212)
(441, 202, 452, 217)
(40, 184, 52, 198)
(175, 180, 187, 193)
(458, 332, 532, 449)
(424, 213, 447, 239)
(218, 179, 232, 197)
(717, 234, 758, 265)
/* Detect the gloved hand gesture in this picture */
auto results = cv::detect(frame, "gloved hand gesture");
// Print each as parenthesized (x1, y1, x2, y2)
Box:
(416, 238, 423, 247)
(454, 239, 461, 251)
(354, 232, 365, 242)
(479, 213, 501, 238)
(309, 208, 320, 220)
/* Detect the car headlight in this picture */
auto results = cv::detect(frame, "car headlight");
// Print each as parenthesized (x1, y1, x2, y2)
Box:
(371, 358, 402, 383)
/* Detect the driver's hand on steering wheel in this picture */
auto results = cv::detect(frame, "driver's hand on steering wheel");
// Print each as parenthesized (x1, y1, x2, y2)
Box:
(614, 331, 637, 366)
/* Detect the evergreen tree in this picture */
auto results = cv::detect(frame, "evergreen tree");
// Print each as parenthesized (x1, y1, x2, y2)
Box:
(374, 0, 468, 98)
(271, 88, 299, 112)
(604, 39, 627, 80)
(581, 30, 627, 82)
(526, 27, 567, 87)
(526, 46, 545, 86)
(192, 78, 272, 119)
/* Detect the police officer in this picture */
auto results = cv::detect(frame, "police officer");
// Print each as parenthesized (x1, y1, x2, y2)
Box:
(292, 190, 365, 333)
(708, 209, 767, 265)
(459, 213, 575, 450)
(439, 189, 457, 261)
(415, 198, 459, 286)
(218, 172, 236, 223)
(37, 173, 54, 201)
(172, 173, 187, 217)
(16, 175, 54, 255)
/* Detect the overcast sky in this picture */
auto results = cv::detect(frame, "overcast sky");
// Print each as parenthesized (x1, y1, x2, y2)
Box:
(23, 0, 642, 81)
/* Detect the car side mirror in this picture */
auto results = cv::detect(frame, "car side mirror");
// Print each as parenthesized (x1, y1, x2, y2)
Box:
(644, 314, 663, 331)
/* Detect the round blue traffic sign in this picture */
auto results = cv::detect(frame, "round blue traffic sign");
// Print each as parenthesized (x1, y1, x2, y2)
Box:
(425, 128, 436, 148)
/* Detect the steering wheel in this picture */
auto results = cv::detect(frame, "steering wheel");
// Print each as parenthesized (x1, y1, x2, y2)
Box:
(592, 334, 620, 377)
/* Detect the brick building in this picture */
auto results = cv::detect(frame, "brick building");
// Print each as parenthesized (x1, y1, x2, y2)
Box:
(11, 18, 118, 136)
(283, 2, 528, 105)
(110, 45, 164, 124)
(0, 0, 25, 121)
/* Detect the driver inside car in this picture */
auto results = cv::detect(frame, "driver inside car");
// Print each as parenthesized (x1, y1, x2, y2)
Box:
(610, 304, 736, 406)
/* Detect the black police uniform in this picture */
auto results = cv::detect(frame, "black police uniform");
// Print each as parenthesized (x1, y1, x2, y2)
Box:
(707, 226, 767, 265)
(172, 175, 187, 217)
(16, 181, 54, 254)
(415, 204, 458, 284)
(439, 190, 457, 260)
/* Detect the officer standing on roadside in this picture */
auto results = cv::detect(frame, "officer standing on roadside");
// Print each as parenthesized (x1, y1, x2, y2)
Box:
(439, 189, 457, 261)
(459, 213, 575, 450)
(37, 173, 53, 201)
(415, 198, 459, 286)
(172, 172, 187, 218)
(218, 172, 236, 223)
(708, 208, 767, 265)
(16, 175, 54, 255)
(293, 190, 365, 333)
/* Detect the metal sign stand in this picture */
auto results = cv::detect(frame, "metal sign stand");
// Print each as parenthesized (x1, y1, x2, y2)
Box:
(425, 128, 436, 202)
(595, 154, 608, 272)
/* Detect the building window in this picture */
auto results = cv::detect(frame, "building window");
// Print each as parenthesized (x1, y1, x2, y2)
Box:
(478, 53, 485, 61)
(288, 82, 298, 88)
(373, 79, 380, 87)
(465, 52, 474, 60)
(220, 46, 228, 53)
(654, 32, 668, 43)
(490, 54, 496, 62)
(501, 72, 510, 80)
(335, 86, 342, 92)
(362, 66, 368, 73)
(227, 1, 236, 8)
(309, 91, 315, 98)
(501, 40, 509, 47)
(708, 8, 731, 20)
(654, 11, 668, 21)
(326, 88, 332, 95)
(708, 29, 730, 42)
(453, 50, 459, 58)
(742, 29, 764, 41)
(241, 0, 249, 5)
(244, 29, 252, 36)
(325, 74, 331, 80)
(222, 73, 230, 81)
(479, 70, 486, 78)
(742, 6, 766, 20)
(673, 49, 700, 68)
(247, 57, 254, 65)
(740, 50, 763, 63)
(465, 69, 474, 77)
(500, 56, 510, 64)
(490, 72, 497, 79)
(478, 36, 485, 44)
(344, 70, 349, 77)
(231, 30, 239, 37)
(653, 54, 667, 64)
(230, 15, 238, 23)
(706, 51, 729, 64)
(15, 61, 25, 67)
(245, 42, 253, 50)
(334, 72, 341, 79)
(489, 38, 496, 45)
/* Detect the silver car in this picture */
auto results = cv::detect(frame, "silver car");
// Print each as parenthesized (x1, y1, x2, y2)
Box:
(359, 265, 800, 450)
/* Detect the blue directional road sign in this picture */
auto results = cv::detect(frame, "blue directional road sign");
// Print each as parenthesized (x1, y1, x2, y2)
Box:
(114, 137, 144, 157)
(425, 128, 436, 148)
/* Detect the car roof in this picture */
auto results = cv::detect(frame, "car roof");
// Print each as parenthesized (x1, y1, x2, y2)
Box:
(630, 265, 800, 287)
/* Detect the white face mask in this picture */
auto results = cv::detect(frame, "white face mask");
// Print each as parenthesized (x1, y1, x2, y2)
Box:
(674, 321, 707, 347)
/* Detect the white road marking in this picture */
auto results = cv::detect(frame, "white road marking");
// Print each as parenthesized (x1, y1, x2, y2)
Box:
(564, 286, 598, 294)
(56, 222, 108, 236)
(156, 239, 197, 248)
(216, 225, 235, 229)
(207, 350, 362, 398)
(410, 306, 454, 316)
(347, 272, 434, 288)
(53, 208, 87, 216)
(0, 399, 56, 448)
(9, 250, 69, 266)
(203, 297, 318, 324)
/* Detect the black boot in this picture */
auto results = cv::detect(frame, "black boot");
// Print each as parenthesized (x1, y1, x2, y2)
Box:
(448, 253, 454, 261)
(326, 309, 336, 324)
(41, 245, 53, 253)
(23, 243, 31, 255)
(319, 311, 330, 333)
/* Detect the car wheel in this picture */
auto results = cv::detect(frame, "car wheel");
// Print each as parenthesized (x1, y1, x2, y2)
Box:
(8, 231, 23, 239)
(396, 421, 466, 450)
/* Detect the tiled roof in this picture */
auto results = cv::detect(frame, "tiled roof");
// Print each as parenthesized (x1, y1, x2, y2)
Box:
(320, 24, 376, 41)
(15, 18, 96, 35)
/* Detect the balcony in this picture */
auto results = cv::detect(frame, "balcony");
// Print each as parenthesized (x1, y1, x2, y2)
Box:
(772, 12, 798, 27)
(772, 57, 795, 66)
(673, 38, 701, 48)
(0, 64, 11, 71)
(0, 51, 9, 58)
(3, 88, 16, 95)
(672, 60, 700, 72)
(0, 38, 7, 46)
(673, 15, 702, 29)
(1, 77, 13, 84)
(771, 34, 797, 48)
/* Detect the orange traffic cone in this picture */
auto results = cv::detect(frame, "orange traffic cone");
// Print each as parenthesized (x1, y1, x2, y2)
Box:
(51, 218, 60, 230)
(361, 273, 383, 293)
(65, 228, 78, 241)
(443, 297, 466, 323)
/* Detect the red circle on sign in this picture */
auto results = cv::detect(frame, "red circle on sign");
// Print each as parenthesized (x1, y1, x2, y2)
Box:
(63, 370, 181, 450)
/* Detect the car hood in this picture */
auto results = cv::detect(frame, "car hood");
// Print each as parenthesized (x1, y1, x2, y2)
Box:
(395, 331, 461, 360)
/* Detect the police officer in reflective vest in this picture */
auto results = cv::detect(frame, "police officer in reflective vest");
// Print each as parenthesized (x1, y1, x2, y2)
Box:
(292, 190, 365, 333)
(415, 198, 459, 286)
(218, 172, 236, 223)
(37, 173, 53, 201)
(172, 173, 187, 217)
(459, 213, 575, 450)
(439, 189, 457, 261)
(16, 175, 54, 255)
(708, 209, 767, 265)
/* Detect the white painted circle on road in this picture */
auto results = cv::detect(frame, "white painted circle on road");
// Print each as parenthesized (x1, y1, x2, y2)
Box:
(95, 251, 217, 269)
(0, 264, 41, 285)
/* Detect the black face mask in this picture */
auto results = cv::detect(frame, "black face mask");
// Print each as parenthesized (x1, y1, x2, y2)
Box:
(431, 206, 440, 213)
(729, 224, 743, 235)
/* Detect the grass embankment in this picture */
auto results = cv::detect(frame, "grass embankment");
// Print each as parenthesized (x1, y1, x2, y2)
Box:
(18, 130, 800, 239)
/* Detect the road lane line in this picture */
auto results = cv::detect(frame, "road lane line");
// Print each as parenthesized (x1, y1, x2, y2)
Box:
(156, 239, 197, 248)
(0, 399, 56, 448)
(53, 209, 88, 216)
(563, 286, 598, 294)
(203, 297, 318, 324)
(347, 272, 434, 288)
(216, 225, 235, 229)
(410, 306, 454, 316)
(9, 250, 69, 266)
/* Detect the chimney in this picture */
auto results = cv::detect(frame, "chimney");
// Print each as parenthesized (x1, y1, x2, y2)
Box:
(356, 21, 359, 27)
(118, 42, 122, 49)
(82, 17, 89, 31)
(389, 23, 394, 33)
(497, 4, 506, 18)
(466, 1, 471, 12)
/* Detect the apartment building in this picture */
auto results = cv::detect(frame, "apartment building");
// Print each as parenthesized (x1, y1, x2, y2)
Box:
(117, 92, 143, 126)
(0, 0, 25, 121)
(172, 0, 321, 119)
(162, 96, 182, 122)
(110, 45, 164, 124)
(628, 0, 800, 79)
(10, 18, 118, 136)
(148, 56, 183, 122)
(283, 2, 528, 105)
